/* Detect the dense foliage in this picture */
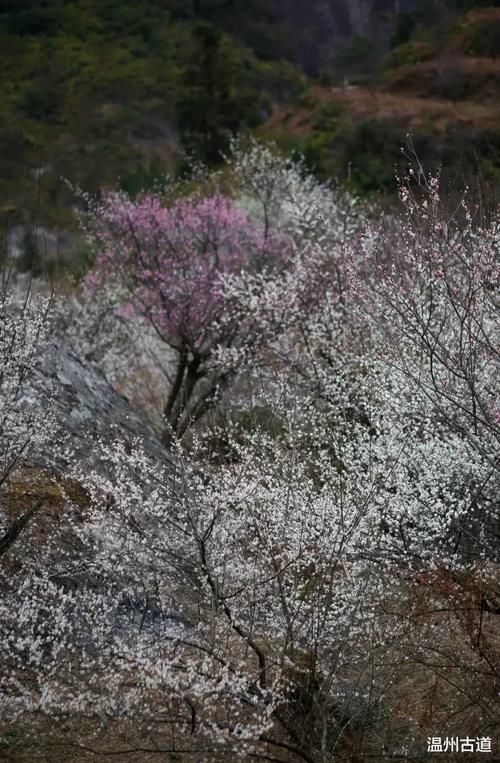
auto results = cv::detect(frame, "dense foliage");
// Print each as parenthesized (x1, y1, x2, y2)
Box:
(0, 0, 305, 227)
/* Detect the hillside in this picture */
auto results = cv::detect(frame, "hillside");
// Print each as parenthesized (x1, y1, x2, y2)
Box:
(0, 0, 308, 232)
(1, 1, 500, 242)
(262, 6, 500, 194)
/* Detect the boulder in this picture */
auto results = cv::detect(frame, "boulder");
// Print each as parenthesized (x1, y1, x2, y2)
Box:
(24, 336, 171, 476)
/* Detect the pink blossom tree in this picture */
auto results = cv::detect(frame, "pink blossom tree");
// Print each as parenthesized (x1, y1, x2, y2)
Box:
(81, 188, 290, 444)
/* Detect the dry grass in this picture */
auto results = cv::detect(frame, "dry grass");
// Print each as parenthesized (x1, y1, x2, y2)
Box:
(264, 82, 500, 140)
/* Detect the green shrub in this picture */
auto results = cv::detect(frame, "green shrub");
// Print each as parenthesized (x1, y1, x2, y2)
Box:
(382, 40, 434, 73)
(462, 18, 500, 58)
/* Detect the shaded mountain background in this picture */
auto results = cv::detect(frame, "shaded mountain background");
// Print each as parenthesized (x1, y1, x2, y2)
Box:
(1, 0, 500, 262)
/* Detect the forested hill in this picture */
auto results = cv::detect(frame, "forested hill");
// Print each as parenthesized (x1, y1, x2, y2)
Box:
(1, 0, 500, 232)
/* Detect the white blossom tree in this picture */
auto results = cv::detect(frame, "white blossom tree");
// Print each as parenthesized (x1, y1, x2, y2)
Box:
(0, 279, 56, 559)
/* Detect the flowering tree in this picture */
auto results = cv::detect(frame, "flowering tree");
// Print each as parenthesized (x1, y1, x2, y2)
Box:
(0, 281, 55, 558)
(81, 188, 291, 444)
(227, 137, 361, 248)
(78, 141, 365, 446)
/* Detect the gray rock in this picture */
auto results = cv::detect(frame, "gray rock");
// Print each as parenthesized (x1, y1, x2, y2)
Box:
(24, 337, 171, 476)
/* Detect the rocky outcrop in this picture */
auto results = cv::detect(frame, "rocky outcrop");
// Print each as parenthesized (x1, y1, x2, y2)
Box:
(24, 337, 170, 476)
(269, 0, 419, 74)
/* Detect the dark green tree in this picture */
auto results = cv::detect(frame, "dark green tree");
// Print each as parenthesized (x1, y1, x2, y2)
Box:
(177, 21, 261, 164)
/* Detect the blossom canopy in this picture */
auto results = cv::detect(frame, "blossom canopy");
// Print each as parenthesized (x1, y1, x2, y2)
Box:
(84, 190, 289, 345)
